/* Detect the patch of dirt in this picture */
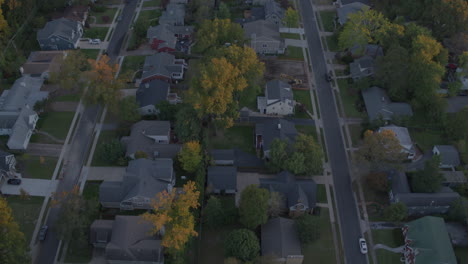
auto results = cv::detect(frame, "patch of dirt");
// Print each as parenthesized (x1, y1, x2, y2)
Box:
(262, 58, 308, 87)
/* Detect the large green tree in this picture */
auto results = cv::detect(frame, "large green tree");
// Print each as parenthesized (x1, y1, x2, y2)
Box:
(445, 107, 468, 141)
(224, 229, 260, 262)
(384, 202, 407, 222)
(174, 105, 202, 142)
(178, 141, 203, 173)
(49, 50, 88, 92)
(204, 196, 225, 229)
(118, 96, 140, 122)
(410, 156, 444, 193)
(194, 18, 244, 53)
(0, 197, 30, 264)
(283, 7, 299, 28)
(296, 214, 320, 244)
(239, 185, 269, 229)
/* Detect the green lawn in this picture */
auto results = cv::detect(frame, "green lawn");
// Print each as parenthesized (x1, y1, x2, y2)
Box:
(120, 55, 145, 76)
(54, 93, 81, 102)
(316, 184, 327, 203)
(348, 124, 362, 147)
(326, 34, 339, 52)
(208, 125, 255, 154)
(91, 7, 118, 24)
(319, 10, 336, 32)
(31, 112, 75, 143)
(337, 79, 366, 118)
(372, 229, 404, 264)
(79, 49, 100, 60)
(280, 33, 301, 39)
(455, 247, 468, 264)
(6, 196, 45, 244)
(293, 89, 313, 113)
(363, 181, 389, 221)
(302, 208, 336, 263)
(83, 27, 109, 40)
(143, 0, 161, 7)
(296, 125, 318, 141)
(280, 46, 304, 60)
(137, 9, 162, 25)
(18, 155, 58, 179)
(91, 130, 120, 166)
(408, 128, 447, 152)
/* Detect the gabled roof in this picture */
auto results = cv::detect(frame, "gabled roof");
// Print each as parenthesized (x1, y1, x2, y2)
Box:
(259, 171, 316, 208)
(0, 76, 47, 111)
(378, 125, 414, 153)
(266, 79, 293, 102)
(441, 171, 466, 184)
(362, 86, 413, 121)
(146, 24, 177, 49)
(264, 0, 285, 20)
(37, 18, 81, 42)
(337, 2, 370, 25)
(21, 51, 65, 76)
(0, 150, 13, 172)
(159, 3, 185, 25)
(405, 216, 457, 264)
(136, 79, 170, 108)
(142, 53, 182, 80)
(255, 118, 297, 152)
(210, 148, 265, 168)
(210, 149, 235, 161)
(105, 215, 164, 262)
(261, 217, 302, 258)
(207, 166, 237, 191)
(99, 158, 174, 204)
(433, 145, 460, 167)
(243, 19, 282, 41)
(7, 106, 38, 150)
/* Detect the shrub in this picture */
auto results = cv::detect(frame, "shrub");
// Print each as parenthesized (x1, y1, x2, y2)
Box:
(224, 229, 260, 262)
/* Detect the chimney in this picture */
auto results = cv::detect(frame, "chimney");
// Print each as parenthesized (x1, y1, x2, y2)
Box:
(278, 123, 281, 130)
(145, 82, 150, 88)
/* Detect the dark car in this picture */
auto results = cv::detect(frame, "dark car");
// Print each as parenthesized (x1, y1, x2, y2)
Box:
(7, 178, 21, 185)
(39, 226, 48, 241)
(325, 72, 332, 82)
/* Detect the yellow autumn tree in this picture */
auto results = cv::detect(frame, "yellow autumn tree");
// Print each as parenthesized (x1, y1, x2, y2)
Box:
(356, 129, 405, 169)
(178, 141, 203, 173)
(0, 0, 10, 41)
(143, 181, 200, 251)
(0, 197, 30, 264)
(85, 55, 123, 111)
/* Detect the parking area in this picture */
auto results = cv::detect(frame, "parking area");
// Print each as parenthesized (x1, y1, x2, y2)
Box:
(1, 178, 58, 196)
(77, 39, 108, 50)
(86, 166, 126, 181)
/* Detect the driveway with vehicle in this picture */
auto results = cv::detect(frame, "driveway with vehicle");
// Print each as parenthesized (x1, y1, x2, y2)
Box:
(1, 179, 59, 196)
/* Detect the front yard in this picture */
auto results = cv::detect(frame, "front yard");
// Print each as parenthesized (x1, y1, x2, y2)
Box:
(325, 34, 339, 52)
(92, 130, 121, 166)
(90, 7, 118, 24)
(207, 125, 255, 155)
(302, 208, 336, 263)
(31, 111, 75, 143)
(337, 79, 366, 118)
(293, 89, 313, 116)
(143, 0, 161, 7)
(83, 27, 109, 40)
(319, 10, 336, 32)
(296, 125, 318, 141)
(79, 49, 100, 60)
(280, 33, 301, 40)
(6, 196, 45, 244)
(136, 9, 162, 25)
(120, 55, 145, 77)
(18, 155, 58, 179)
(372, 229, 404, 264)
(279, 46, 304, 60)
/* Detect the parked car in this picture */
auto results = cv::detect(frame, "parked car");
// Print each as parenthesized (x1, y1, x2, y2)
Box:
(39, 226, 48, 241)
(325, 72, 332, 82)
(7, 178, 21, 185)
(89, 39, 101, 45)
(359, 238, 368, 254)
(118, 15, 123, 21)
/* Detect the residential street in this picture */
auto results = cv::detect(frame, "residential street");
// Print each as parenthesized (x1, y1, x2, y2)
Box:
(299, 0, 368, 263)
(33, 2, 137, 263)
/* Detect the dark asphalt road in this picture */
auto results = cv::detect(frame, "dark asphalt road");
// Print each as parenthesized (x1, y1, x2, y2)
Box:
(34, 2, 138, 264)
(299, 0, 367, 263)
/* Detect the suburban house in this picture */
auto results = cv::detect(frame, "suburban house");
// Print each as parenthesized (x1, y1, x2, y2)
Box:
(264, 0, 285, 25)
(0, 150, 19, 182)
(349, 44, 383, 58)
(37, 18, 83, 50)
(456, 67, 468, 92)
(389, 170, 460, 216)
(141, 53, 187, 83)
(362, 86, 413, 121)
(257, 79, 295, 115)
(260, 171, 317, 217)
(336, 2, 370, 25)
(99, 158, 175, 210)
(53, 5, 90, 26)
(121, 120, 181, 159)
(146, 24, 177, 52)
(136, 79, 180, 116)
(441, 171, 467, 188)
(159, 3, 185, 26)
(243, 20, 285, 55)
(210, 149, 265, 168)
(0, 76, 48, 150)
(20, 51, 66, 79)
(207, 166, 238, 194)
(350, 55, 376, 80)
(402, 216, 457, 264)
(378, 125, 416, 160)
(168, 25, 194, 39)
(256, 118, 297, 158)
(261, 217, 304, 264)
(90, 215, 164, 264)
(432, 145, 460, 170)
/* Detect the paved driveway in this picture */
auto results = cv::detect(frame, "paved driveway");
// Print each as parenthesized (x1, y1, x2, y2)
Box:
(285, 38, 308, 48)
(86, 166, 126, 181)
(1, 179, 58, 196)
(77, 40, 108, 50)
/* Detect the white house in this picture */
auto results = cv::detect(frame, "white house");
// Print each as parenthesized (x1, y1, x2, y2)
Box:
(257, 79, 295, 115)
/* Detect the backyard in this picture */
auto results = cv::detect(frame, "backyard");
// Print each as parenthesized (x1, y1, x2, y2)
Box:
(6, 196, 45, 244)
(207, 125, 255, 155)
(372, 229, 404, 264)
(83, 27, 109, 40)
(319, 10, 336, 32)
(31, 111, 75, 143)
(408, 128, 447, 152)
(337, 79, 366, 118)
(18, 155, 58, 180)
(302, 208, 336, 263)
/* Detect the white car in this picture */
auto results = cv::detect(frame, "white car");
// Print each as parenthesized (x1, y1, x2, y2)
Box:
(89, 39, 101, 45)
(359, 238, 368, 254)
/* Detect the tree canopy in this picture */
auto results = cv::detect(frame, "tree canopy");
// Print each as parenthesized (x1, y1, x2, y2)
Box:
(283, 7, 299, 28)
(204, 196, 226, 229)
(118, 96, 140, 122)
(174, 104, 202, 142)
(0, 197, 30, 264)
(239, 185, 270, 229)
(410, 156, 444, 193)
(296, 214, 320, 244)
(49, 50, 88, 91)
(194, 18, 244, 53)
(178, 141, 203, 173)
(224, 229, 260, 262)
(384, 202, 407, 222)
(356, 129, 405, 169)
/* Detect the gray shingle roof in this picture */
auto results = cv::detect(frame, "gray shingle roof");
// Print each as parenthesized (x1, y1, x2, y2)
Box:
(136, 80, 170, 108)
(378, 125, 414, 154)
(362, 86, 413, 121)
(350, 55, 375, 79)
(207, 166, 237, 191)
(159, 3, 185, 26)
(37, 18, 81, 43)
(441, 171, 466, 184)
(142, 53, 183, 80)
(266, 79, 293, 102)
(261, 217, 302, 258)
(210, 149, 235, 161)
(337, 2, 370, 25)
(243, 19, 282, 41)
(264, 0, 285, 20)
(0, 76, 47, 111)
(210, 148, 265, 168)
(433, 145, 461, 167)
(22, 51, 65, 76)
(255, 119, 297, 152)
(146, 24, 177, 50)
(7, 106, 37, 150)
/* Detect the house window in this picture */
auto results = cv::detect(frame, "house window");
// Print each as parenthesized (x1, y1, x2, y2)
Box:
(262, 44, 267, 48)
